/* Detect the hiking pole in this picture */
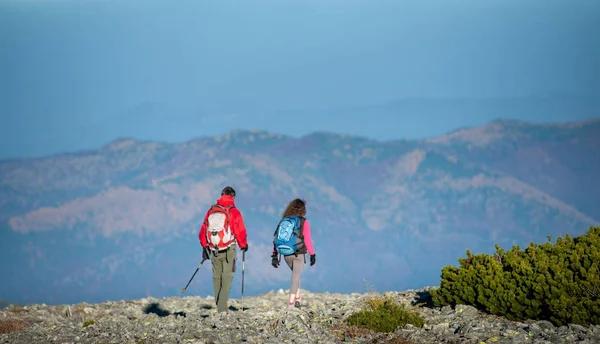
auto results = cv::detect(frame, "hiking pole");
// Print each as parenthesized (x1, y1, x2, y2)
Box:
(181, 257, 208, 294)
(241, 250, 246, 312)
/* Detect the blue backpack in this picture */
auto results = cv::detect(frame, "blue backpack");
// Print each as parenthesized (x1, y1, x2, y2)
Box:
(273, 216, 306, 256)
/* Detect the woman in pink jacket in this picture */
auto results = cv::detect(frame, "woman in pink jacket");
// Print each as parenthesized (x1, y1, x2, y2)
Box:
(271, 198, 316, 307)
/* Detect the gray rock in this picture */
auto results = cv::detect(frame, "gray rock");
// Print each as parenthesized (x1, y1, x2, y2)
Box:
(535, 320, 556, 331)
(455, 304, 479, 317)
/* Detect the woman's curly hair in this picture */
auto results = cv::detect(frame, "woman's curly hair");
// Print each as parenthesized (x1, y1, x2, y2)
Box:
(282, 198, 307, 218)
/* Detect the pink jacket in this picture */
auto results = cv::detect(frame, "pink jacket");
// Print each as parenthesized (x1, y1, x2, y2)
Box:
(273, 218, 315, 256)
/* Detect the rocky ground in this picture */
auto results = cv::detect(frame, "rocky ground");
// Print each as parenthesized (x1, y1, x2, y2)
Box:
(1, 287, 599, 344)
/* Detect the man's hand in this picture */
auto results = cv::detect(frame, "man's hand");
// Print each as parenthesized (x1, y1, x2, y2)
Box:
(310, 254, 316, 266)
(271, 254, 279, 268)
(241, 243, 249, 253)
(202, 247, 210, 261)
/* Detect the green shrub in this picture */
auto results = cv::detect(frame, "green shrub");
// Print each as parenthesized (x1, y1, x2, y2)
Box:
(346, 296, 425, 333)
(431, 226, 600, 326)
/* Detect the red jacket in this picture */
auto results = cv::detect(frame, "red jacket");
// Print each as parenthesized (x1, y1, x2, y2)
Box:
(199, 195, 248, 249)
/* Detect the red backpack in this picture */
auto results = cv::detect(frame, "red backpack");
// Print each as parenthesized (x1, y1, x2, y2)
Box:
(204, 204, 235, 251)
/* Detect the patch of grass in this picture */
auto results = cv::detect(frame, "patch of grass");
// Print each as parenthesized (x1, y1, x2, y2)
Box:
(346, 280, 425, 334)
(388, 338, 414, 344)
(363, 291, 391, 311)
(332, 320, 415, 344)
(82, 319, 95, 327)
(369, 337, 415, 344)
(7, 306, 29, 314)
(0, 318, 27, 334)
(71, 305, 86, 316)
(346, 299, 425, 333)
(331, 320, 373, 340)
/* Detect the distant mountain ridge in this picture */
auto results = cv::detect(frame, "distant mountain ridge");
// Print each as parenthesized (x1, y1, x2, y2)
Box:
(4, 93, 600, 160)
(1, 117, 599, 306)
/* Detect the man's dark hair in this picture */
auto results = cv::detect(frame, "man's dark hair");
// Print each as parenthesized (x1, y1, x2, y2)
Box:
(221, 186, 236, 197)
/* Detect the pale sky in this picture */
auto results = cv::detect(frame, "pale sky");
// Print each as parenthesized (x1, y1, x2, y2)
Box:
(1, 0, 599, 158)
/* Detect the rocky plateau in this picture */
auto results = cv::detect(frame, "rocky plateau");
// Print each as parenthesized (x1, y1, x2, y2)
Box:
(2, 287, 599, 344)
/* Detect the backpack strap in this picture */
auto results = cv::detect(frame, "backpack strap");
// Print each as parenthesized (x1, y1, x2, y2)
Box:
(204, 203, 229, 221)
(205, 204, 232, 224)
(298, 217, 306, 238)
(295, 217, 307, 254)
(273, 218, 285, 261)
(273, 217, 284, 236)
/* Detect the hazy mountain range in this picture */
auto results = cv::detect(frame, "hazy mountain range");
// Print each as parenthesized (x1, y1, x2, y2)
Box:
(1, 117, 599, 306)
(5, 93, 600, 160)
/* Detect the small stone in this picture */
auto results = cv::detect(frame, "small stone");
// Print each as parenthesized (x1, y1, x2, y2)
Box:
(564, 334, 578, 342)
(510, 333, 530, 343)
(432, 322, 449, 332)
(569, 323, 587, 333)
(535, 320, 555, 331)
(440, 306, 453, 315)
(503, 329, 521, 337)
(455, 304, 478, 316)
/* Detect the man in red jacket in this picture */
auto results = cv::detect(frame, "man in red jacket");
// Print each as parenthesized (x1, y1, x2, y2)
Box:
(199, 186, 248, 313)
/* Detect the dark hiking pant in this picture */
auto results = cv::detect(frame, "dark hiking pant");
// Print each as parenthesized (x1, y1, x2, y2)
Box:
(284, 253, 305, 295)
(211, 245, 237, 312)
